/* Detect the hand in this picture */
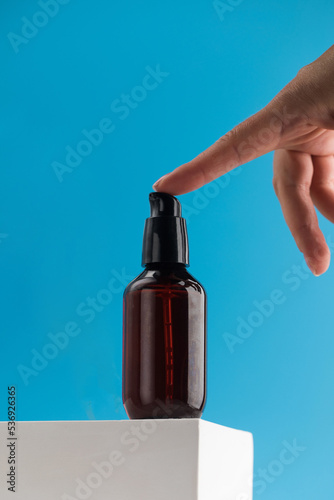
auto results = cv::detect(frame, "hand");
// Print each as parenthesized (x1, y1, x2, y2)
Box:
(153, 45, 334, 276)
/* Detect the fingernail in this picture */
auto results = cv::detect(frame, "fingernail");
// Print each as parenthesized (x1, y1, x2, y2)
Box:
(152, 173, 170, 191)
(304, 255, 320, 276)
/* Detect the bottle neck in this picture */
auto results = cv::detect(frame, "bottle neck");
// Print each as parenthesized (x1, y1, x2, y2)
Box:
(144, 262, 187, 272)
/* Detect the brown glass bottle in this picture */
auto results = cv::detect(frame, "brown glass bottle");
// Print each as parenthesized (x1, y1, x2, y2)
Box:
(122, 192, 206, 419)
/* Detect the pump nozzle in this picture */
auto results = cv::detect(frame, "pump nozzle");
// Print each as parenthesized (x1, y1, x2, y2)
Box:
(149, 192, 182, 217)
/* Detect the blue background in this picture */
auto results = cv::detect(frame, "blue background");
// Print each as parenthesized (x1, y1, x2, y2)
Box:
(1, 0, 334, 498)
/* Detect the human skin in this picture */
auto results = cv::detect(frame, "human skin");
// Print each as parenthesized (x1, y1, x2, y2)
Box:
(153, 45, 334, 276)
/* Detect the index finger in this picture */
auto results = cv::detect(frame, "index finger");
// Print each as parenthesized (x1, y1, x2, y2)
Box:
(152, 102, 297, 195)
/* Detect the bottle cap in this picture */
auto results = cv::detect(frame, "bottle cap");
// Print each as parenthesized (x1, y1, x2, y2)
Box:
(141, 192, 189, 266)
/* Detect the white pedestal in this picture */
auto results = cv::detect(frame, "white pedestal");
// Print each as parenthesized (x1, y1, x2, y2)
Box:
(0, 419, 253, 500)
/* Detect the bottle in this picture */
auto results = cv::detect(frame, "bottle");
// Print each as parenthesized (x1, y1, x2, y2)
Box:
(122, 192, 206, 419)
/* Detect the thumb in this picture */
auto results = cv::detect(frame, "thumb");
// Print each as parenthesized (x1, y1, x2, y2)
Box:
(153, 103, 294, 195)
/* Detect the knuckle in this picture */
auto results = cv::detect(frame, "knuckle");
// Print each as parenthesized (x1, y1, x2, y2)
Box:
(220, 128, 242, 164)
(290, 182, 310, 193)
(296, 221, 314, 234)
(312, 178, 334, 191)
(296, 63, 312, 79)
(272, 178, 310, 198)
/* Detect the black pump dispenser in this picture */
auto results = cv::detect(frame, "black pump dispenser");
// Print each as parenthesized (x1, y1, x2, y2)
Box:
(141, 192, 189, 266)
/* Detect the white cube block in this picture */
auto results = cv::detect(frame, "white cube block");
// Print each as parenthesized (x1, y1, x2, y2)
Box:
(0, 419, 253, 500)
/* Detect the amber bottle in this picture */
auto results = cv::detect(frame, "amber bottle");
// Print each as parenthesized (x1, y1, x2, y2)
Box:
(122, 192, 206, 419)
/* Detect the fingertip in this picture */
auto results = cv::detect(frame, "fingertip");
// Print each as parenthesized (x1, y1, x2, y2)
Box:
(152, 163, 202, 196)
(304, 248, 331, 276)
(152, 173, 170, 192)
